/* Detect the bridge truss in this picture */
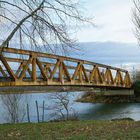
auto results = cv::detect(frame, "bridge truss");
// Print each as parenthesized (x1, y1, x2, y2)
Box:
(0, 48, 131, 89)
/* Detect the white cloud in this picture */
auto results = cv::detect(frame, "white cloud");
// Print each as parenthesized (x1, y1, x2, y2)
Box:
(77, 0, 137, 43)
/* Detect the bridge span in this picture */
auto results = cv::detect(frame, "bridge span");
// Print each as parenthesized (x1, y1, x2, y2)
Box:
(0, 47, 132, 92)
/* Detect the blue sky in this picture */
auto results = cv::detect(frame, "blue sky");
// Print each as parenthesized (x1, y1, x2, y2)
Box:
(77, 0, 137, 43)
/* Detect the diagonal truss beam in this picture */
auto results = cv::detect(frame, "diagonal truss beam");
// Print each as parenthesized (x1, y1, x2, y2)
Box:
(18, 55, 33, 80)
(36, 58, 47, 81)
(0, 54, 16, 80)
(0, 65, 7, 77)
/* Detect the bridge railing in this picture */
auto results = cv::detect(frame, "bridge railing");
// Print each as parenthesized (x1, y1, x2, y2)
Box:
(0, 47, 131, 88)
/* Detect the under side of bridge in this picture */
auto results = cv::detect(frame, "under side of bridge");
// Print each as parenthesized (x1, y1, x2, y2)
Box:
(0, 86, 134, 95)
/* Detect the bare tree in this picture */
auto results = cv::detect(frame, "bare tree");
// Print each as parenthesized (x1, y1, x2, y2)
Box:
(0, 0, 90, 53)
(133, 0, 140, 44)
(1, 94, 29, 123)
(47, 92, 78, 121)
(131, 66, 140, 82)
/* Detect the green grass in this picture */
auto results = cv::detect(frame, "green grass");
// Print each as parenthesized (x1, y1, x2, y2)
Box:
(0, 120, 140, 140)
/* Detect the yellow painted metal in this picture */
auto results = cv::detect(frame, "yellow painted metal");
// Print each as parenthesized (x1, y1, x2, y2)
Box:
(124, 71, 131, 87)
(115, 70, 123, 86)
(0, 65, 7, 77)
(44, 64, 50, 78)
(32, 57, 36, 81)
(0, 47, 132, 89)
(89, 66, 96, 82)
(15, 62, 24, 77)
(36, 58, 47, 81)
(50, 60, 60, 80)
(81, 65, 89, 82)
(18, 55, 33, 80)
(0, 54, 16, 80)
(105, 68, 114, 85)
(62, 62, 71, 81)
(72, 62, 81, 80)
(59, 61, 63, 82)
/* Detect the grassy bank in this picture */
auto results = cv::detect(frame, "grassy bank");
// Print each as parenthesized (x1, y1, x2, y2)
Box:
(0, 120, 140, 140)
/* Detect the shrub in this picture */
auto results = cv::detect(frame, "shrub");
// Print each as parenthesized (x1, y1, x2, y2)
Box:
(133, 80, 140, 95)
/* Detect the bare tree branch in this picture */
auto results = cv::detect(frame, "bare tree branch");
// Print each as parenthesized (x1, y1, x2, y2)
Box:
(1, 94, 27, 123)
(133, 0, 140, 45)
(0, 0, 91, 53)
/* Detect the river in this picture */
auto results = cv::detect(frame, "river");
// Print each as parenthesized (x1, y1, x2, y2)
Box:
(0, 92, 140, 124)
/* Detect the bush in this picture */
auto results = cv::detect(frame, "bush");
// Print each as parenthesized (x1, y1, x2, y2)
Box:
(133, 80, 140, 95)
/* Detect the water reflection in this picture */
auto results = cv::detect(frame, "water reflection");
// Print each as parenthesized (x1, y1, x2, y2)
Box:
(75, 102, 140, 121)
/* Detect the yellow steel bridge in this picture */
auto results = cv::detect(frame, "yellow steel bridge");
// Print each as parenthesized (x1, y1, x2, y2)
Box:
(0, 47, 131, 89)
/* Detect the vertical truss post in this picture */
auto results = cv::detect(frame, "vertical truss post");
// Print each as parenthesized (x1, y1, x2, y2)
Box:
(36, 58, 47, 81)
(62, 62, 71, 82)
(32, 57, 36, 82)
(79, 65, 83, 82)
(18, 55, 33, 80)
(124, 71, 131, 87)
(59, 60, 63, 82)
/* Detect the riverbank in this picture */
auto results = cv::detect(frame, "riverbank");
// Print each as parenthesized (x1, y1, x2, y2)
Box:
(0, 120, 140, 140)
(76, 92, 140, 103)
(77, 80, 140, 103)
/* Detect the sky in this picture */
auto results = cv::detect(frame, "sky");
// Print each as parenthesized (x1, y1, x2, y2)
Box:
(0, 0, 137, 45)
(77, 0, 137, 43)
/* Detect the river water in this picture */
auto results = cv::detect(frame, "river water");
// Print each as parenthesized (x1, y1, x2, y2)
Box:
(0, 42, 140, 123)
(0, 92, 140, 123)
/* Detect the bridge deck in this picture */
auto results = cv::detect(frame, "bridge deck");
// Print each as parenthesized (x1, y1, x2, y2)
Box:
(0, 47, 131, 90)
(0, 85, 133, 95)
